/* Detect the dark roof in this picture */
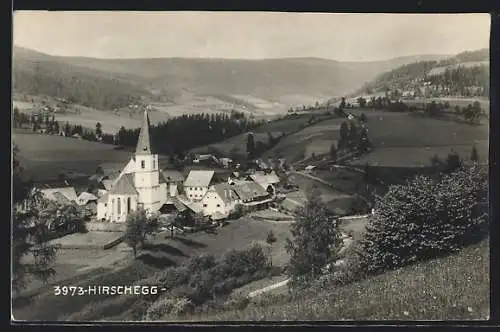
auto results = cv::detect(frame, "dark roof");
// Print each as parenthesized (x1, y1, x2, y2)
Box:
(162, 170, 184, 182)
(136, 110, 153, 155)
(233, 182, 269, 202)
(169, 197, 187, 212)
(109, 173, 138, 195)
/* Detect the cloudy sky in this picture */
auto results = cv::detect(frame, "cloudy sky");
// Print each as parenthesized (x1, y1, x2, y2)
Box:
(13, 12, 490, 61)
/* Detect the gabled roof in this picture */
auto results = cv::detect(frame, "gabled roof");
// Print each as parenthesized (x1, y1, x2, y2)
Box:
(109, 173, 138, 196)
(168, 197, 187, 212)
(78, 192, 98, 204)
(249, 171, 280, 187)
(210, 183, 236, 204)
(233, 182, 269, 202)
(52, 192, 72, 205)
(135, 109, 153, 155)
(162, 169, 184, 183)
(40, 187, 78, 203)
(184, 170, 215, 187)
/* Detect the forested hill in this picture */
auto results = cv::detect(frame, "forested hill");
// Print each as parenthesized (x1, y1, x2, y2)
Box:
(13, 46, 448, 112)
(353, 48, 489, 98)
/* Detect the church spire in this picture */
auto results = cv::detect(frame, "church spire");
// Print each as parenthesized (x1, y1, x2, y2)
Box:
(135, 109, 152, 155)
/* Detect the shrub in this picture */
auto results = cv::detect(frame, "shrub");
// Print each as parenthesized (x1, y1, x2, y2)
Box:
(187, 253, 217, 274)
(358, 166, 488, 274)
(157, 266, 191, 291)
(143, 296, 193, 321)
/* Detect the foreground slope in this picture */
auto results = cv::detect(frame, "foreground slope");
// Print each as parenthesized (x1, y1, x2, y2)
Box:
(180, 238, 489, 321)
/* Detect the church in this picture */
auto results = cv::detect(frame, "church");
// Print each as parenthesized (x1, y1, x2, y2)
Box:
(96, 110, 168, 223)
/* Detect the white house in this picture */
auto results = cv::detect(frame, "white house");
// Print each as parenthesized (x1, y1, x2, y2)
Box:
(183, 170, 215, 202)
(96, 109, 168, 222)
(201, 183, 238, 219)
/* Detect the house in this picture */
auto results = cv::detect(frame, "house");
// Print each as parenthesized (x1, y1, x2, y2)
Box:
(39, 187, 78, 204)
(193, 154, 219, 167)
(201, 183, 238, 219)
(96, 109, 169, 223)
(304, 165, 317, 173)
(183, 170, 215, 201)
(77, 192, 98, 206)
(161, 169, 184, 197)
(219, 157, 233, 168)
(248, 171, 281, 195)
(231, 181, 273, 212)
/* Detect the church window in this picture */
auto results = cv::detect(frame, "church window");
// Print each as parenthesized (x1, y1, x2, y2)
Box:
(117, 198, 121, 214)
(216, 204, 220, 208)
(127, 197, 131, 213)
(141, 160, 145, 169)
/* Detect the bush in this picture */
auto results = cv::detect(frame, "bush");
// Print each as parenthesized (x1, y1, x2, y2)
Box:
(187, 253, 217, 274)
(143, 296, 193, 320)
(358, 166, 488, 274)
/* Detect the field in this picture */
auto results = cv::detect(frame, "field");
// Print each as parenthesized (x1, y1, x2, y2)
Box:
(181, 237, 489, 321)
(261, 117, 345, 161)
(13, 130, 171, 182)
(12, 217, 292, 321)
(191, 114, 334, 155)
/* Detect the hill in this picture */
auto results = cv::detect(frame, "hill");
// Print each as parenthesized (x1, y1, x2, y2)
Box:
(351, 48, 489, 100)
(184, 237, 489, 321)
(12, 46, 448, 116)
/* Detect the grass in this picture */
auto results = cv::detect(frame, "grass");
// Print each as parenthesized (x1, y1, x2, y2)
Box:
(191, 114, 334, 156)
(176, 237, 489, 321)
(12, 217, 292, 321)
(312, 169, 364, 195)
(13, 130, 170, 182)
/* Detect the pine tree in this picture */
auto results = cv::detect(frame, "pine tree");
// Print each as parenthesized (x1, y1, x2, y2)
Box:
(330, 143, 337, 162)
(470, 144, 479, 162)
(286, 189, 343, 288)
(246, 133, 255, 159)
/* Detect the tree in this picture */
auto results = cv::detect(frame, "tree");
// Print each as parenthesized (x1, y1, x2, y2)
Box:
(95, 122, 103, 138)
(267, 131, 275, 146)
(470, 144, 479, 163)
(443, 150, 463, 174)
(358, 166, 487, 273)
(348, 122, 358, 149)
(340, 97, 346, 110)
(357, 127, 370, 153)
(338, 122, 349, 150)
(124, 209, 148, 257)
(265, 230, 277, 267)
(359, 113, 367, 123)
(12, 145, 59, 295)
(329, 143, 337, 162)
(286, 189, 343, 288)
(246, 133, 255, 159)
(357, 97, 367, 109)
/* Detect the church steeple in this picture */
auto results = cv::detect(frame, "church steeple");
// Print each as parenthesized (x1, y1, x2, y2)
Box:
(135, 109, 152, 155)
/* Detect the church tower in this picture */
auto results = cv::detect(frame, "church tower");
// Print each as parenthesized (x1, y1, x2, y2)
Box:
(133, 109, 162, 211)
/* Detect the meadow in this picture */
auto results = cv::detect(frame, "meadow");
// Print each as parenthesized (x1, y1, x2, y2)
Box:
(179, 237, 489, 321)
(191, 114, 334, 156)
(12, 217, 292, 321)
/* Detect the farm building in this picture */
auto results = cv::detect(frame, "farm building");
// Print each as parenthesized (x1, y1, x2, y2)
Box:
(39, 186, 78, 204)
(231, 181, 273, 212)
(162, 169, 184, 197)
(183, 170, 215, 202)
(304, 165, 317, 173)
(201, 183, 238, 220)
(248, 170, 281, 195)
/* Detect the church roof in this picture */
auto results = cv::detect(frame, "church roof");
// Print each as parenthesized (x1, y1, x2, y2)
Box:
(184, 170, 215, 187)
(135, 109, 153, 155)
(109, 173, 138, 196)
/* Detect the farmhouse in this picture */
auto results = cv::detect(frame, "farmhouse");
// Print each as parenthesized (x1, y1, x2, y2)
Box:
(162, 169, 184, 197)
(201, 183, 238, 220)
(183, 170, 215, 201)
(96, 109, 169, 222)
(248, 170, 280, 195)
(40, 186, 78, 203)
(232, 181, 273, 211)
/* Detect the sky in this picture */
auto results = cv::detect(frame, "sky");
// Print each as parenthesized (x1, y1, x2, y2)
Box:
(13, 12, 491, 61)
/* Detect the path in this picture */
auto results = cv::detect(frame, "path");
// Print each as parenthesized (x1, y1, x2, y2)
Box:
(248, 279, 290, 298)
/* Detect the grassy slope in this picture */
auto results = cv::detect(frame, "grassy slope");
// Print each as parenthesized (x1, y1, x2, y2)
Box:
(12, 218, 291, 321)
(179, 238, 489, 321)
